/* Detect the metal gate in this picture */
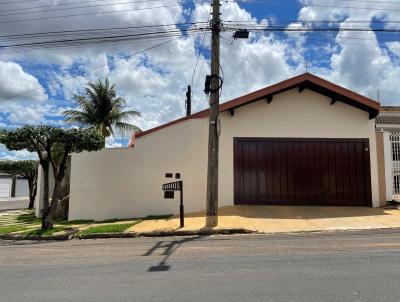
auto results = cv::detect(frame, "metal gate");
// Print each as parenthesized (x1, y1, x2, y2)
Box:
(390, 132, 400, 200)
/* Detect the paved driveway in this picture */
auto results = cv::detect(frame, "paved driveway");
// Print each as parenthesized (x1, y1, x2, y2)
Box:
(0, 198, 28, 212)
(132, 205, 400, 234)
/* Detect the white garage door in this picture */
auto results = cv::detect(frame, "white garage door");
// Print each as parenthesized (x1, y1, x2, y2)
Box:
(0, 182, 11, 198)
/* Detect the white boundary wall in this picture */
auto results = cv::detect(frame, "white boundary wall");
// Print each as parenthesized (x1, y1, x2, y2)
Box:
(384, 132, 393, 201)
(68, 88, 380, 221)
(69, 118, 208, 221)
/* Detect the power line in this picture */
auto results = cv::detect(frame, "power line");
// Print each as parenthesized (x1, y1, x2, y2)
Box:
(0, 4, 182, 24)
(193, 54, 208, 99)
(191, 32, 208, 92)
(0, 0, 44, 4)
(0, 32, 201, 54)
(0, 0, 177, 13)
(305, 4, 400, 12)
(1, 38, 180, 102)
(0, 22, 207, 39)
(191, 5, 212, 97)
(0, 0, 180, 17)
(224, 25, 400, 32)
(229, 0, 400, 11)
(0, 33, 203, 55)
(231, 0, 400, 5)
(303, 35, 391, 49)
(0, 28, 207, 49)
(315, 0, 400, 3)
(224, 20, 400, 24)
(1, 19, 398, 38)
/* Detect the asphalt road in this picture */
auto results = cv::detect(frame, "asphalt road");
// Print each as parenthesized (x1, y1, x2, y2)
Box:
(1, 230, 400, 302)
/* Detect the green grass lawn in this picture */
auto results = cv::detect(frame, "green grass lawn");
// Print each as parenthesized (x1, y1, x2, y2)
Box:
(0, 210, 172, 237)
(0, 210, 40, 235)
(57, 219, 94, 225)
(79, 222, 140, 236)
(0, 225, 29, 234)
(144, 214, 172, 220)
(16, 212, 41, 224)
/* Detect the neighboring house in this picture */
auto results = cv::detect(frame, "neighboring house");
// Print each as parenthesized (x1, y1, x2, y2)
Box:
(0, 174, 29, 198)
(66, 73, 384, 221)
(376, 106, 400, 132)
(375, 107, 400, 201)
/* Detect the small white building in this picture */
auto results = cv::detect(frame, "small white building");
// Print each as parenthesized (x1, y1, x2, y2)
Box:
(0, 174, 29, 198)
(66, 73, 385, 221)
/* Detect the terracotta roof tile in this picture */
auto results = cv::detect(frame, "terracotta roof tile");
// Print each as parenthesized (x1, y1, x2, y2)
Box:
(376, 115, 400, 124)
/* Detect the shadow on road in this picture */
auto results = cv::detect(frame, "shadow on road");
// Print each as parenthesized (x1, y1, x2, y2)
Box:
(144, 236, 204, 272)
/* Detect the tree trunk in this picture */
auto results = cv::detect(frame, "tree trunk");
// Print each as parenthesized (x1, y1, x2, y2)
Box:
(10, 175, 17, 198)
(28, 179, 34, 209)
(42, 165, 49, 211)
(41, 165, 51, 230)
(42, 176, 62, 230)
(27, 176, 37, 210)
(42, 150, 70, 230)
(43, 199, 58, 230)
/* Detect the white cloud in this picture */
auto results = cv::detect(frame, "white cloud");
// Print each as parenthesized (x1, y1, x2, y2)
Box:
(0, 61, 47, 102)
(0, 0, 185, 68)
(0, 145, 37, 161)
(2, 0, 298, 134)
(295, 3, 400, 103)
(9, 108, 44, 125)
(1, 102, 64, 127)
(387, 42, 400, 58)
(105, 136, 123, 149)
(0, 0, 400, 141)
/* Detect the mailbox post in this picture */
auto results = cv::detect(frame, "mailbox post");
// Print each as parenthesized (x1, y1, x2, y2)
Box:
(162, 179, 184, 228)
(179, 181, 184, 228)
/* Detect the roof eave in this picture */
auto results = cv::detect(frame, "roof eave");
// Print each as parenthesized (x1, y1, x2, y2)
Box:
(136, 73, 381, 139)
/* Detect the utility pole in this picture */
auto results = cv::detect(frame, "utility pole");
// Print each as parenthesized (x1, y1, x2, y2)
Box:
(206, 0, 221, 227)
(185, 85, 191, 116)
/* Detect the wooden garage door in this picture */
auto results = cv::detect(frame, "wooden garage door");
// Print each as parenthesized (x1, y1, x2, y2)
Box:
(234, 138, 372, 206)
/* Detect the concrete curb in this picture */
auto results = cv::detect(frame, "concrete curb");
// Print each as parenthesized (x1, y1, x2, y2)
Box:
(76, 233, 138, 240)
(76, 228, 253, 239)
(0, 233, 71, 241)
(3, 227, 400, 241)
(135, 228, 254, 237)
(0, 228, 254, 241)
(0, 229, 77, 241)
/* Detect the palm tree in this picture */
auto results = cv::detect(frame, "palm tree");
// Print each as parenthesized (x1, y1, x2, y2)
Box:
(63, 78, 141, 138)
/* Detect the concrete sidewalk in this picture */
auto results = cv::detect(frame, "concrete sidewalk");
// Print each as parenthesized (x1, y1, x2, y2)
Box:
(0, 198, 28, 212)
(129, 205, 400, 234)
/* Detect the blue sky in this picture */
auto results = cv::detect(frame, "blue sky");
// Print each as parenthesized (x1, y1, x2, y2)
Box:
(1, 0, 400, 159)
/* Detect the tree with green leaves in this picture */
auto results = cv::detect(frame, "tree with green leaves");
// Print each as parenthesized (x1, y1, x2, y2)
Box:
(0, 126, 55, 217)
(63, 78, 141, 138)
(46, 128, 104, 228)
(0, 126, 104, 230)
(0, 160, 38, 209)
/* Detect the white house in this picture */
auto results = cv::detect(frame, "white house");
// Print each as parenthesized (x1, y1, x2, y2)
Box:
(65, 73, 384, 221)
(375, 107, 400, 202)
